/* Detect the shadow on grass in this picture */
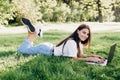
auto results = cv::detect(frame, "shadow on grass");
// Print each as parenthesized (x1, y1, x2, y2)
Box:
(0, 51, 35, 58)
(0, 51, 15, 57)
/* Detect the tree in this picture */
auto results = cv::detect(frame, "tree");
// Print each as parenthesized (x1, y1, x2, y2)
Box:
(97, 0, 103, 22)
(0, 0, 14, 25)
(112, 0, 120, 22)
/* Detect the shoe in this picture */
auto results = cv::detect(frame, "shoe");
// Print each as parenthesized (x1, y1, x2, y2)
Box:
(21, 18, 35, 32)
(36, 22, 43, 37)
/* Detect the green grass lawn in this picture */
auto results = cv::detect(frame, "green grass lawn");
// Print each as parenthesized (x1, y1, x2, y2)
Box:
(0, 30, 120, 80)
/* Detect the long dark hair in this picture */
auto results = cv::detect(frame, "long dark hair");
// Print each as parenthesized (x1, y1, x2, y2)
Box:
(56, 24, 91, 57)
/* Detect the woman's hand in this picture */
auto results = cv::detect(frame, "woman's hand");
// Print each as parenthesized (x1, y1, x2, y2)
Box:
(86, 56, 105, 63)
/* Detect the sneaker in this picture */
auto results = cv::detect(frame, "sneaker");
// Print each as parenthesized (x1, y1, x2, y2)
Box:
(21, 18, 35, 32)
(36, 22, 43, 37)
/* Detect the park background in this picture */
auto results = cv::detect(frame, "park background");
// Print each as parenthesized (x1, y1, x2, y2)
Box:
(0, 0, 120, 25)
(0, 0, 120, 80)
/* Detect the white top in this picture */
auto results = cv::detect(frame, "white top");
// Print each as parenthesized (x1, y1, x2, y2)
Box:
(54, 39, 83, 58)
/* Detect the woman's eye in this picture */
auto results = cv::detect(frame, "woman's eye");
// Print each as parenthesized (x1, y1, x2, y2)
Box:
(83, 31, 86, 34)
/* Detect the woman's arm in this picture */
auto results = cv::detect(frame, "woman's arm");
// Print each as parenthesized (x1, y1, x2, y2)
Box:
(80, 51, 105, 60)
(72, 57, 88, 61)
(72, 57, 105, 63)
(86, 54, 105, 59)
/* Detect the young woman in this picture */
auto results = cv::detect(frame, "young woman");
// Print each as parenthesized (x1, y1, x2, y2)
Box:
(17, 18, 105, 63)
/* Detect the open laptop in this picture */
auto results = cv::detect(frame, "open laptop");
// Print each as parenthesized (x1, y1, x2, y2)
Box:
(87, 43, 116, 66)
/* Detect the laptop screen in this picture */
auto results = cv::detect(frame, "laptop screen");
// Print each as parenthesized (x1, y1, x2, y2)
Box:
(107, 43, 116, 65)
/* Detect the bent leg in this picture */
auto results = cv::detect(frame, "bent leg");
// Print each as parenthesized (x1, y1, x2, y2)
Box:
(17, 22, 54, 55)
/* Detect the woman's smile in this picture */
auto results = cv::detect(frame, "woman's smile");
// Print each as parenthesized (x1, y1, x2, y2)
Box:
(77, 28, 89, 41)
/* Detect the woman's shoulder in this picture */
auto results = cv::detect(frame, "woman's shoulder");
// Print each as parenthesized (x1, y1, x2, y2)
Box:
(66, 39, 76, 44)
(67, 38, 74, 41)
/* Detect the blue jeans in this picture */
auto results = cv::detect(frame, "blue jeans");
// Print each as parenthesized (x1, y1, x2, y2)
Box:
(17, 39, 54, 55)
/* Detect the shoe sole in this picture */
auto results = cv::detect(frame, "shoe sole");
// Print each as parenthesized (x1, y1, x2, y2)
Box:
(21, 18, 35, 32)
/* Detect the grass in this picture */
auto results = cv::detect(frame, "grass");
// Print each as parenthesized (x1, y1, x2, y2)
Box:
(0, 30, 120, 80)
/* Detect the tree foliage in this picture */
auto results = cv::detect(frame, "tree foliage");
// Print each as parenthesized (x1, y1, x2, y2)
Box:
(0, 0, 14, 25)
(0, 0, 120, 25)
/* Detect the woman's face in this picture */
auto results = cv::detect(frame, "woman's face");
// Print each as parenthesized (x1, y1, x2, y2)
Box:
(77, 28, 89, 41)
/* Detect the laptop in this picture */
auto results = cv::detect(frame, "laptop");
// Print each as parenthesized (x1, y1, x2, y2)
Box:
(86, 43, 116, 66)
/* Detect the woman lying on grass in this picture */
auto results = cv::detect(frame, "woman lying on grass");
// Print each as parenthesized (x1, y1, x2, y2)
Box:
(17, 18, 105, 63)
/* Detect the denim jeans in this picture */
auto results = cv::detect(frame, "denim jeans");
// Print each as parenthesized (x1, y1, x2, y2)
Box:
(17, 39, 54, 55)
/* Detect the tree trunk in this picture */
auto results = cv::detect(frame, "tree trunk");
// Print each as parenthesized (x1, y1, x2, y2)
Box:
(97, 0, 103, 23)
